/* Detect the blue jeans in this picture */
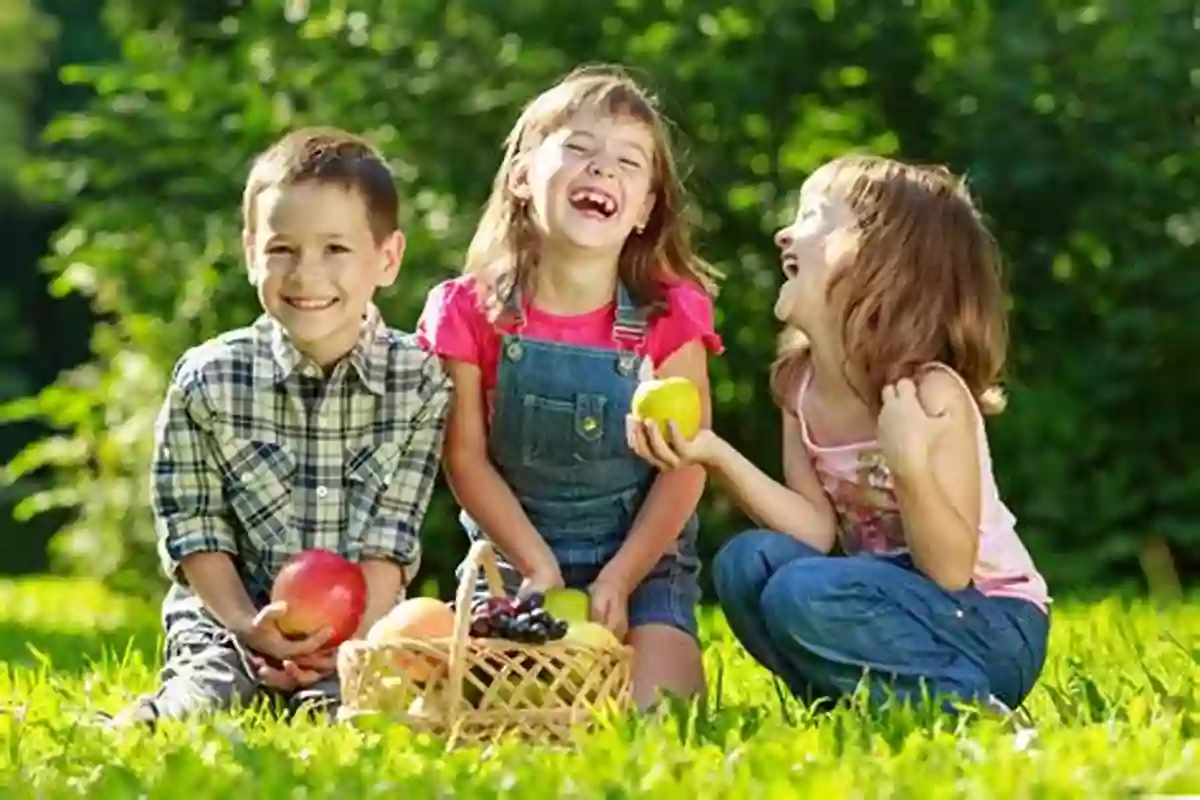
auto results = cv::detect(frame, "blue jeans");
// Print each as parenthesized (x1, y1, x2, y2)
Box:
(712, 529, 1050, 711)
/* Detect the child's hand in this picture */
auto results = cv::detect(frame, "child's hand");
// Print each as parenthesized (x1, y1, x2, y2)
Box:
(519, 565, 565, 597)
(234, 601, 333, 663)
(250, 652, 334, 691)
(878, 378, 950, 476)
(626, 417, 718, 471)
(587, 578, 629, 641)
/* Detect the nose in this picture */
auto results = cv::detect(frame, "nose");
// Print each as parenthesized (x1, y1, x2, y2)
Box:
(774, 226, 793, 251)
(587, 153, 617, 178)
(290, 251, 325, 282)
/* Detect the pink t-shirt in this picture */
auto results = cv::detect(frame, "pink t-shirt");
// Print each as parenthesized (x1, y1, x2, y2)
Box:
(416, 275, 724, 416)
(792, 362, 1051, 612)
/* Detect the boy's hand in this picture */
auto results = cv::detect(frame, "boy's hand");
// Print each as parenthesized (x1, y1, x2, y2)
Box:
(233, 601, 333, 662)
(250, 652, 335, 691)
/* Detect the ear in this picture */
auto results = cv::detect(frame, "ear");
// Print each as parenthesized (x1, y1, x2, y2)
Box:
(375, 229, 406, 288)
(505, 157, 533, 202)
(242, 228, 258, 284)
(636, 190, 657, 232)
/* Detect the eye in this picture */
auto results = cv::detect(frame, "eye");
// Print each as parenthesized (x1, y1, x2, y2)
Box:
(265, 244, 294, 255)
(619, 157, 642, 170)
(327, 243, 351, 255)
(564, 141, 589, 154)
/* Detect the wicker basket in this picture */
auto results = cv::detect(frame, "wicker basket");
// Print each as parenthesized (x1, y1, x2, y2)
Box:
(336, 539, 634, 745)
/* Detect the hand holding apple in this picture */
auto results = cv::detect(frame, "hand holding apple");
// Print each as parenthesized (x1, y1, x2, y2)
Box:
(269, 549, 368, 648)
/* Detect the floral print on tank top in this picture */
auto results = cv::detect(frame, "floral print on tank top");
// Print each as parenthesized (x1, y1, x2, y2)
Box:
(819, 449, 909, 555)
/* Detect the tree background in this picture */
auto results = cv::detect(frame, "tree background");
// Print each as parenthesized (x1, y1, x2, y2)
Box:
(2, 0, 1196, 601)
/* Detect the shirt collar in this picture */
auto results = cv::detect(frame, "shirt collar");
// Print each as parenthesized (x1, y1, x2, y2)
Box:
(266, 303, 389, 395)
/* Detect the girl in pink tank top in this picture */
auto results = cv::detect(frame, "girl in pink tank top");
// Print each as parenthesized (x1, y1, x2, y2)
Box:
(629, 154, 1050, 717)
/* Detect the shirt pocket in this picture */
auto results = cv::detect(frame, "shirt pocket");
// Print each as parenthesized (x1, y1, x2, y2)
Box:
(345, 442, 402, 540)
(214, 438, 296, 550)
(520, 392, 613, 469)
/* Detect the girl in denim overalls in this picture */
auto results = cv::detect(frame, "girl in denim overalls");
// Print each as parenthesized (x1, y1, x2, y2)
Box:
(631, 154, 1051, 717)
(417, 66, 724, 707)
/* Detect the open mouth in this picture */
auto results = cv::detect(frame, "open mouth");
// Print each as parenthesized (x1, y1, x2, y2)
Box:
(283, 297, 339, 311)
(568, 187, 619, 220)
(781, 256, 800, 279)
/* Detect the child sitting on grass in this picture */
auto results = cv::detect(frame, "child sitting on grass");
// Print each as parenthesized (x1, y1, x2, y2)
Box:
(417, 65, 724, 708)
(108, 127, 451, 726)
(629, 154, 1051, 717)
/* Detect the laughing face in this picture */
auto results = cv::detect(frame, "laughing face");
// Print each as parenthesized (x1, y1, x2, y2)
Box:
(245, 181, 403, 367)
(515, 108, 657, 254)
(773, 177, 859, 331)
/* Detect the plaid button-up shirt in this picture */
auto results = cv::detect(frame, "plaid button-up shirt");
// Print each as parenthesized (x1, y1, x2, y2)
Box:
(151, 304, 451, 600)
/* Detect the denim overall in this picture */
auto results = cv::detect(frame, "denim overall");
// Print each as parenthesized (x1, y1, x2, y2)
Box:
(459, 281, 702, 637)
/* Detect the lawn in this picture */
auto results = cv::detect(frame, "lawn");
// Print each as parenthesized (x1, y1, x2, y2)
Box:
(0, 577, 1197, 798)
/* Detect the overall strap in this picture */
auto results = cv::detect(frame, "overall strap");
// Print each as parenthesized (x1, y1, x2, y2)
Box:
(502, 283, 528, 331)
(612, 281, 648, 349)
(612, 281, 648, 376)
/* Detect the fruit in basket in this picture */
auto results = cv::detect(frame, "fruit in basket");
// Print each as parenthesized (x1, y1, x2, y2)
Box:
(543, 587, 590, 623)
(564, 621, 622, 650)
(367, 597, 456, 682)
(631, 376, 703, 441)
(270, 549, 367, 647)
(468, 593, 569, 644)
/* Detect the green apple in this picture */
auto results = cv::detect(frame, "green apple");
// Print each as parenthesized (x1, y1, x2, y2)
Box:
(544, 587, 590, 623)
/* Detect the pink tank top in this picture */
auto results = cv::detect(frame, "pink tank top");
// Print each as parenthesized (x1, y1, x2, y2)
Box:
(793, 363, 1050, 611)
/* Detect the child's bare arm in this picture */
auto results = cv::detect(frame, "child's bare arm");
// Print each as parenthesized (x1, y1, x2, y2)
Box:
(599, 341, 710, 595)
(705, 412, 838, 552)
(441, 359, 561, 587)
(888, 372, 982, 591)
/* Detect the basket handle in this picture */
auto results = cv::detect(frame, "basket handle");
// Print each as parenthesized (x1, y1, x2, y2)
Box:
(446, 539, 507, 713)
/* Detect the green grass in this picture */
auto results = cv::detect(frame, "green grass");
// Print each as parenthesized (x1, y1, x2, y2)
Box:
(0, 578, 1197, 798)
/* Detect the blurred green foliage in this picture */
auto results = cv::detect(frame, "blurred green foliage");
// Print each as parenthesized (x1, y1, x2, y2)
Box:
(4, 0, 1197, 599)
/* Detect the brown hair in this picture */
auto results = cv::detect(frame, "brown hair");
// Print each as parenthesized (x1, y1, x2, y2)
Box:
(463, 64, 722, 321)
(242, 126, 399, 243)
(770, 154, 1009, 416)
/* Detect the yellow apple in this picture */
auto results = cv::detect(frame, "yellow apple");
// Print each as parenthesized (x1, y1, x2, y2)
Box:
(631, 377, 702, 441)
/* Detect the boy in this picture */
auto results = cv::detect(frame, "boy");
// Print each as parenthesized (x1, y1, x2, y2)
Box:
(111, 127, 451, 726)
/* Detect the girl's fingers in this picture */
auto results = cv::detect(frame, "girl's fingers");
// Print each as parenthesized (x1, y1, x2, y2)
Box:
(643, 420, 680, 468)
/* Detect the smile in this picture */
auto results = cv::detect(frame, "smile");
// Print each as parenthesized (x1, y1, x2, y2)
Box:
(283, 297, 338, 311)
(568, 187, 619, 219)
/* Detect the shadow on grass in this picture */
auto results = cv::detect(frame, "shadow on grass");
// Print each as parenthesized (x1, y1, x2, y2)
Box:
(0, 620, 161, 676)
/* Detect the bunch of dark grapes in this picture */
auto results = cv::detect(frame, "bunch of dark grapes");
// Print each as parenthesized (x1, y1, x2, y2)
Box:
(468, 592, 569, 644)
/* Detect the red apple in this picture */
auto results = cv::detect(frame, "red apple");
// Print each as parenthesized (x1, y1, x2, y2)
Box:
(270, 549, 367, 647)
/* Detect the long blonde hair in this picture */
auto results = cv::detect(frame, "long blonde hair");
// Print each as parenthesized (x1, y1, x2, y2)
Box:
(464, 64, 722, 321)
(770, 154, 1009, 416)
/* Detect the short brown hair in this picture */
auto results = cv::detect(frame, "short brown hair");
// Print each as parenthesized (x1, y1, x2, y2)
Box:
(242, 126, 399, 242)
(464, 64, 722, 322)
(770, 154, 1009, 416)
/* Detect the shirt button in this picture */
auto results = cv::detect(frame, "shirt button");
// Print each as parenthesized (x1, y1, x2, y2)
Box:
(581, 416, 599, 433)
(955, 609, 965, 618)
(316, 486, 329, 499)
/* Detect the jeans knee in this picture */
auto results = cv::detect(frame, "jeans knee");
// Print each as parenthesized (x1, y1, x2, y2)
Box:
(713, 529, 783, 603)
(759, 560, 865, 646)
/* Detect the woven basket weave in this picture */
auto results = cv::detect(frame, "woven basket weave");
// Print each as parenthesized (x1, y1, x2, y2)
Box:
(336, 539, 634, 744)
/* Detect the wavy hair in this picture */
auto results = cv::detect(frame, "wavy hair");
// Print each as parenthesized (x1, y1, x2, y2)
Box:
(770, 154, 1009, 416)
(463, 64, 722, 322)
